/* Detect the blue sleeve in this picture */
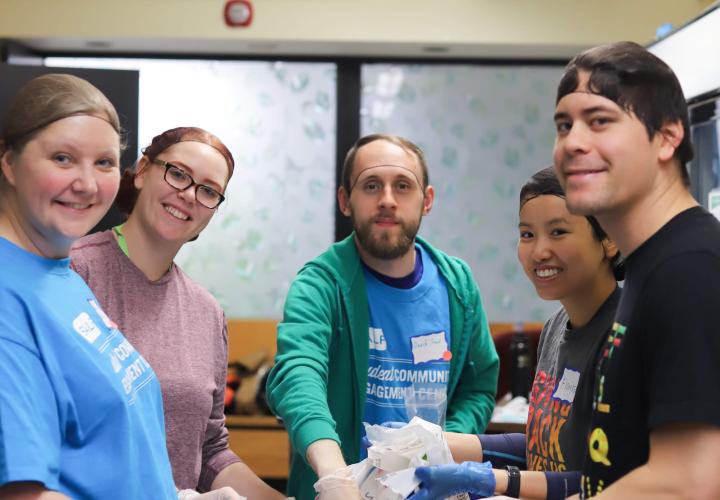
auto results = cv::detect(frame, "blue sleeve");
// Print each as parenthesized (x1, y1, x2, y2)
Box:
(545, 470, 581, 499)
(477, 433, 526, 468)
(0, 296, 61, 490)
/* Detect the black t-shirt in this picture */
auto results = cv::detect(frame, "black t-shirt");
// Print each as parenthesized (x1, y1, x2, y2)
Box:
(581, 207, 720, 497)
(527, 287, 620, 474)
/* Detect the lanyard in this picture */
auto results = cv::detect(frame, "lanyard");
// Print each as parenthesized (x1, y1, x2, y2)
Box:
(112, 224, 130, 257)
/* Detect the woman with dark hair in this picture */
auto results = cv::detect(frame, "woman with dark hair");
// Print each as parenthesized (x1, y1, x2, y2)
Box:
(71, 127, 283, 499)
(0, 74, 178, 499)
(411, 166, 623, 499)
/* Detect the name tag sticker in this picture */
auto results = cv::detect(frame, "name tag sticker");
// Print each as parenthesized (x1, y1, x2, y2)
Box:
(411, 331, 449, 365)
(552, 367, 580, 403)
(72, 312, 102, 344)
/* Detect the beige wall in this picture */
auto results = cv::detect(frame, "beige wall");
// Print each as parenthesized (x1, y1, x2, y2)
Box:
(0, 0, 715, 58)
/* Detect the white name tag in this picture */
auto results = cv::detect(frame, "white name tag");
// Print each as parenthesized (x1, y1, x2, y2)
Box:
(552, 367, 580, 403)
(411, 331, 449, 365)
(72, 312, 102, 344)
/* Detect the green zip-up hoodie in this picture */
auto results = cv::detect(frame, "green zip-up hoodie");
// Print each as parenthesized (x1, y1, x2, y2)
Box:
(267, 235, 499, 499)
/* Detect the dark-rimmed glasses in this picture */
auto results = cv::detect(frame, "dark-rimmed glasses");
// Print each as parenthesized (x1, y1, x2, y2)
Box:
(152, 159, 225, 209)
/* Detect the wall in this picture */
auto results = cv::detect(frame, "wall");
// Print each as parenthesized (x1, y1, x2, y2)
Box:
(362, 63, 564, 322)
(0, 0, 714, 58)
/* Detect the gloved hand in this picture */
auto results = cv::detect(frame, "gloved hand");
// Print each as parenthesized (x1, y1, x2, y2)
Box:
(361, 421, 407, 450)
(177, 487, 245, 500)
(313, 471, 362, 500)
(411, 461, 496, 500)
(316, 483, 362, 500)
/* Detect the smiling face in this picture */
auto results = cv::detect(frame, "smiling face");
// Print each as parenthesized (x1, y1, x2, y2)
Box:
(0, 115, 121, 258)
(552, 71, 666, 219)
(517, 194, 610, 302)
(131, 141, 229, 244)
(338, 139, 433, 261)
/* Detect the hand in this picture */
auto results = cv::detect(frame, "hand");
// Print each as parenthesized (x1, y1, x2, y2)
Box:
(314, 474, 362, 500)
(178, 487, 246, 500)
(411, 461, 495, 500)
(316, 482, 362, 500)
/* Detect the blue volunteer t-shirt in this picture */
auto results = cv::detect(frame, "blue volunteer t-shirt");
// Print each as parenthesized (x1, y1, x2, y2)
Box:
(0, 237, 176, 499)
(362, 245, 451, 438)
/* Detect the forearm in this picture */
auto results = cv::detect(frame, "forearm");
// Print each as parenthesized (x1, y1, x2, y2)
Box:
(267, 279, 342, 460)
(0, 482, 72, 500)
(490, 470, 547, 499)
(586, 462, 699, 500)
(446, 432, 483, 463)
(306, 439, 348, 478)
(588, 424, 720, 499)
(210, 462, 284, 500)
(544, 471, 581, 499)
(478, 433, 527, 468)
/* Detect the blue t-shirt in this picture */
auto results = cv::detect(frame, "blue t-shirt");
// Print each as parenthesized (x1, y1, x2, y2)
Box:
(362, 245, 451, 432)
(0, 237, 176, 499)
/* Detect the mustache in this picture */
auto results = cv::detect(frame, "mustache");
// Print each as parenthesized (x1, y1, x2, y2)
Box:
(373, 213, 401, 223)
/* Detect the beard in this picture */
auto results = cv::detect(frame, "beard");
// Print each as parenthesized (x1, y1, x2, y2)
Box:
(352, 211, 422, 260)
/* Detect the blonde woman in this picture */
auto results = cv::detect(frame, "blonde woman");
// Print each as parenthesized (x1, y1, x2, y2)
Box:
(0, 74, 177, 499)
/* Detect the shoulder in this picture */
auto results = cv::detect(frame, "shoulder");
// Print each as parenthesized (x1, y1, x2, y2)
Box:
(304, 236, 360, 276)
(635, 252, 720, 333)
(71, 230, 115, 252)
(0, 271, 88, 348)
(70, 230, 116, 262)
(640, 208, 720, 273)
(538, 306, 567, 346)
(543, 306, 569, 335)
(0, 283, 27, 317)
(631, 252, 720, 344)
(293, 236, 362, 294)
(418, 238, 477, 293)
(70, 230, 119, 281)
(644, 250, 720, 294)
(172, 266, 225, 314)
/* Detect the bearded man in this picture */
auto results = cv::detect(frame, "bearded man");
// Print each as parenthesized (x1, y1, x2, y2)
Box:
(267, 134, 499, 500)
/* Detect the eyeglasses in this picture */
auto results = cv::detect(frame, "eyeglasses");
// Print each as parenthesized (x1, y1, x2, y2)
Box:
(152, 159, 225, 209)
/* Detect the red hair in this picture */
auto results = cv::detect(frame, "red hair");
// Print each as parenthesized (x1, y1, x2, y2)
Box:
(115, 127, 234, 215)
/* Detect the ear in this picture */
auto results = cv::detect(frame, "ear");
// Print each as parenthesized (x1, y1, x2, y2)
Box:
(656, 120, 684, 163)
(602, 238, 619, 261)
(0, 150, 17, 187)
(338, 186, 352, 217)
(422, 185, 435, 215)
(133, 156, 151, 190)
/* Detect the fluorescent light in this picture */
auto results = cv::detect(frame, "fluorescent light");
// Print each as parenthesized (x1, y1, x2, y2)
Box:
(649, 6, 720, 101)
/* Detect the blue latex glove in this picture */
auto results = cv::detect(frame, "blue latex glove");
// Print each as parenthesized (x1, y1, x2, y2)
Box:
(361, 421, 406, 450)
(411, 461, 496, 500)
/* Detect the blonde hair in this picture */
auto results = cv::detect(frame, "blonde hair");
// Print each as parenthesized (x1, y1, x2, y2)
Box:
(0, 73, 123, 155)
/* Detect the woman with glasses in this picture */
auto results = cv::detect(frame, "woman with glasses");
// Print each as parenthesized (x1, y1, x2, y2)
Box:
(71, 127, 283, 499)
(0, 74, 179, 499)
